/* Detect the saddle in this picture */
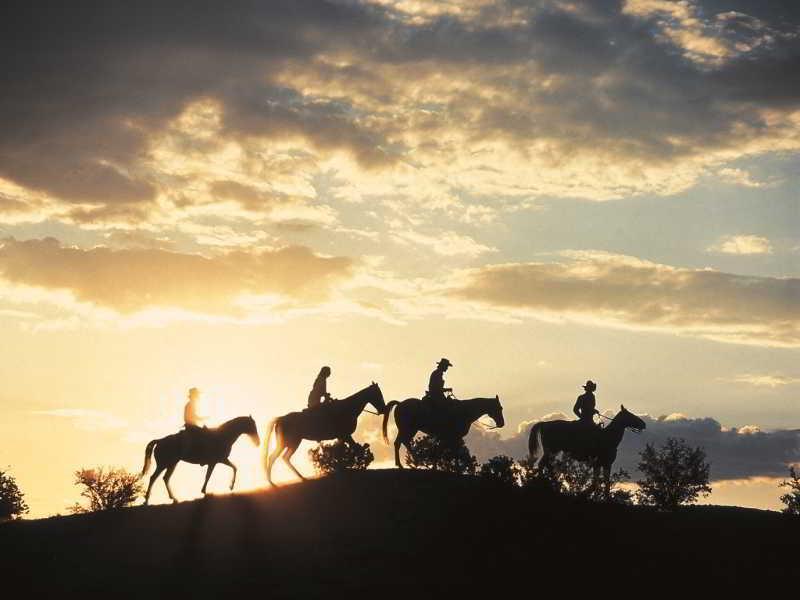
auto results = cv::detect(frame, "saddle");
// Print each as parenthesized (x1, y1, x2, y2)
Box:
(423, 396, 460, 427)
(303, 400, 337, 414)
(181, 425, 211, 461)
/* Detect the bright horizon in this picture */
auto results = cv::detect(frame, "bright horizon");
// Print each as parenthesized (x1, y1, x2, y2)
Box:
(1, 0, 798, 517)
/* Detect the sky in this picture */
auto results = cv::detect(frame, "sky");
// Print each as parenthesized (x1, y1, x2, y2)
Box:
(0, 0, 798, 516)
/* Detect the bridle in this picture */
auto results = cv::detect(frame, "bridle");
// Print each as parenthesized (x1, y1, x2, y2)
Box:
(598, 412, 643, 434)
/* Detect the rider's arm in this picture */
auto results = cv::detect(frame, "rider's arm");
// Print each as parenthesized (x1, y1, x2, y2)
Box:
(573, 397, 582, 418)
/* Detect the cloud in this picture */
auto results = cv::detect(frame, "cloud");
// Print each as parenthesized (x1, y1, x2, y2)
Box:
(31, 409, 127, 432)
(2, 0, 800, 227)
(464, 411, 800, 481)
(0, 237, 354, 315)
(450, 251, 800, 347)
(709, 234, 773, 255)
(391, 229, 496, 258)
(716, 168, 769, 188)
(728, 373, 800, 388)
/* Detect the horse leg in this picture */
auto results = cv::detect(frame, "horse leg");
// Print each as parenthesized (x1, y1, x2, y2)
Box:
(603, 465, 611, 499)
(145, 464, 166, 505)
(222, 458, 237, 491)
(394, 437, 403, 469)
(163, 463, 179, 503)
(201, 463, 216, 495)
(266, 443, 284, 487)
(283, 441, 306, 482)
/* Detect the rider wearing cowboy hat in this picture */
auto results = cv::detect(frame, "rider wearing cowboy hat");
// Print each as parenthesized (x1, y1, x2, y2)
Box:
(426, 358, 453, 408)
(573, 380, 599, 426)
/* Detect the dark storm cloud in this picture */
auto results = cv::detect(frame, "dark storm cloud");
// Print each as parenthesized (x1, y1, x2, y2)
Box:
(0, 0, 388, 209)
(464, 413, 800, 481)
(2, 0, 800, 212)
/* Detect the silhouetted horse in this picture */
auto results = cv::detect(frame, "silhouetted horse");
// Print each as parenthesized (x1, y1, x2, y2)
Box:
(264, 382, 386, 485)
(528, 405, 645, 495)
(382, 396, 504, 468)
(140, 416, 260, 504)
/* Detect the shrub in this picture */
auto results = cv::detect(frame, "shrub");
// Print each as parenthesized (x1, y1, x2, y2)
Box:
(69, 467, 144, 513)
(635, 437, 711, 510)
(405, 435, 477, 475)
(0, 469, 29, 520)
(779, 466, 800, 516)
(479, 455, 522, 486)
(309, 440, 374, 475)
(521, 454, 632, 504)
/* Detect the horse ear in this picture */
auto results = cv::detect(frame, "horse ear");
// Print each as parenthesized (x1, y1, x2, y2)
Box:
(495, 394, 499, 400)
(620, 404, 625, 411)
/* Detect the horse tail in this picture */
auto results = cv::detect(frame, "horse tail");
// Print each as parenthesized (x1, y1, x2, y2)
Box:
(264, 419, 276, 454)
(528, 423, 542, 462)
(140, 439, 158, 478)
(382, 401, 400, 444)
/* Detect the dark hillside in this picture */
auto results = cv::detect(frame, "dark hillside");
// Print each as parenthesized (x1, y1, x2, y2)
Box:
(1, 469, 798, 596)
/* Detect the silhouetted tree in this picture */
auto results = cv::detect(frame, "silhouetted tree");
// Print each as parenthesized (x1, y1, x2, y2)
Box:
(309, 440, 374, 475)
(69, 467, 143, 513)
(636, 437, 711, 510)
(406, 435, 477, 475)
(0, 469, 29, 520)
(779, 466, 800, 516)
(479, 455, 521, 486)
(521, 454, 633, 504)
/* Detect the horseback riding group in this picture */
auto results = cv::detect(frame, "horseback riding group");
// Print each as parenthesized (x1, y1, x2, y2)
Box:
(140, 358, 645, 504)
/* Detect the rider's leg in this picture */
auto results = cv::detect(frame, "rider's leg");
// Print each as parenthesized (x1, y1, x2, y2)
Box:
(222, 458, 237, 490)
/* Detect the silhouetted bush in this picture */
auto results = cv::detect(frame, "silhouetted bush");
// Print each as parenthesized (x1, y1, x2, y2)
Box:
(0, 469, 29, 520)
(779, 466, 800, 516)
(309, 440, 374, 475)
(69, 467, 144, 513)
(479, 455, 521, 486)
(406, 435, 477, 475)
(520, 455, 633, 504)
(636, 437, 711, 510)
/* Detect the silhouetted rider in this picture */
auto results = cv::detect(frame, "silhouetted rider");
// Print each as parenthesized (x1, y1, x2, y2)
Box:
(184, 387, 207, 430)
(573, 380, 599, 426)
(425, 358, 453, 408)
(183, 387, 207, 456)
(308, 366, 333, 409)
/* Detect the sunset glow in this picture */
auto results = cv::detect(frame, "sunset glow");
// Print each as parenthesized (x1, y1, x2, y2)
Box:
(1, 0, 798, 517)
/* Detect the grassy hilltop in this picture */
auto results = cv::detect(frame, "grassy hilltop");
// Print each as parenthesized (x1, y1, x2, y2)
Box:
(1, 469, 798, 596)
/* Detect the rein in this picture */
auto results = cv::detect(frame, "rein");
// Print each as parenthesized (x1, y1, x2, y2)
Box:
(598, 412, 642, 434)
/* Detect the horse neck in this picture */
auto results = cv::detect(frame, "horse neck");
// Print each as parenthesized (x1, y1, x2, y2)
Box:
(464, 397, 495, 421)
(219, 418, 247, 441)
(342, 387, 373, 413)
(605, 415, 627, 445)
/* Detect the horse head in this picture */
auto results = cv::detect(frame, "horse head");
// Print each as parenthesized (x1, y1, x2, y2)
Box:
(243, 415, 261, 446)
(368, 381, 387, 415)
(618, 405, 646, 433)
(487, 395, 505, 428)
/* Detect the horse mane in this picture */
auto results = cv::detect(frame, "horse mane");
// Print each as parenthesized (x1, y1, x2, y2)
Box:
(340, 382, 377, 403)
(217, 415, 252, 432)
